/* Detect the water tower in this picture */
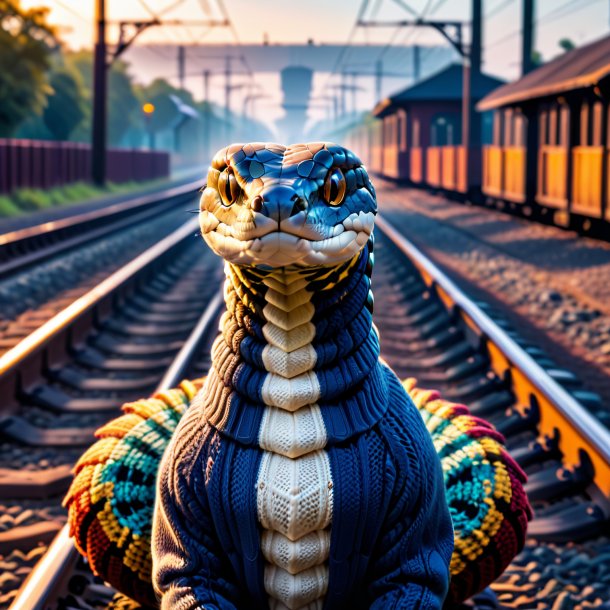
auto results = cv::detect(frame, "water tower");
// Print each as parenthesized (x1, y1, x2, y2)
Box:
(276, 66, 312, 143)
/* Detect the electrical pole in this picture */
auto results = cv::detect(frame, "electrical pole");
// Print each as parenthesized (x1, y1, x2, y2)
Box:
(413, 44, 421, 82)
(522, 0, 535, 75)
(203, 70, 210, 103)
(92, 0, 107, 186)
(178, 45, 186, 88)
(462, 0, 482, 194)
(225, 56, 232, 139)
(375, 59, 382, 101)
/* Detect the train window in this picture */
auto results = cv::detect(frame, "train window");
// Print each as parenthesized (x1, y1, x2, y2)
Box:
(482, 112, 494, 145)
(549, 106, 558, 145)
(580, 102, 590, 146)
(493, 111, 503, 146)
(504, 109, 514, 146)
(398, 110, 407, 152)
(514, 112, 525, 147)
(412, 119, 420, 147)
(539, 109, 548, 146)
(592, 101, 603, 147)
(431, 113, 461, 146)
(559, 105, 569, 147)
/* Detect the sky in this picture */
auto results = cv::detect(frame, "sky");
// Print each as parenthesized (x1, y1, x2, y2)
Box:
(22, 0, 610, 131)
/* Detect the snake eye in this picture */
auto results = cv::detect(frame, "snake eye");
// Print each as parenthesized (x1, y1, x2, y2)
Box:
(322, 168, 347, 206)
(218, 168, 241, 206)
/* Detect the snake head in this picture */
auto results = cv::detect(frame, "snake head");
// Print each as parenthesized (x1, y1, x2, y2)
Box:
(199, 142, 376, 268)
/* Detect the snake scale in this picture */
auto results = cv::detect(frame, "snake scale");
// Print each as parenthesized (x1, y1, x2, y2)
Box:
(65, 142, 531, 609)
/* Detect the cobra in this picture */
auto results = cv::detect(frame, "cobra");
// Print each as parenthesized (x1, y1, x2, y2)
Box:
(65, 142, 531, 610)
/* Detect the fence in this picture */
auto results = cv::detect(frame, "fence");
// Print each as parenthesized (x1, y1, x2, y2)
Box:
(0, 139, 170, 194)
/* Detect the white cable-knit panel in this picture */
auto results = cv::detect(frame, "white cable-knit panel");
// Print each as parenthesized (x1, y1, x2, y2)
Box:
(263, 322, 316, 352)
(262, 344, 317, 379)
(261, 530, 331, 574)
(264, 564, 329, 610)
(261, 372, 321, 412)
(255, 276, 332, 610)
(264, 286, 313, 311)
(259, 405, 327, 459)
(256, 451, 333, 541)
(269, 599, 324, 610)
(263, 302, 315, 331)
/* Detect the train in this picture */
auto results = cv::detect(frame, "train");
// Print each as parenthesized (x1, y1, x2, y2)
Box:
(340, 34, 610, 235)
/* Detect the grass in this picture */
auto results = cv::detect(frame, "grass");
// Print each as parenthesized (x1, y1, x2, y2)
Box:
(0, 179, 167, 217)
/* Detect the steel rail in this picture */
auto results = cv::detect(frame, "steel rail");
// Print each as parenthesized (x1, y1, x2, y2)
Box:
(8, 270, 223, 610)
(376, 213, 610, 498)
(0, 217, 199, 411)
(0, 179, 202, 277)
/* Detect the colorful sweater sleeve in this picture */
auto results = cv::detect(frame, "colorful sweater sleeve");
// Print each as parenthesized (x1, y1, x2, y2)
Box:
(151, 406, 240, 610)
(368, 393, 454, 609)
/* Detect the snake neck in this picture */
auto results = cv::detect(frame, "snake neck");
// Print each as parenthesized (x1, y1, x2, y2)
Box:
(197, 241, 381, 610)
(201, 241, 381, 439)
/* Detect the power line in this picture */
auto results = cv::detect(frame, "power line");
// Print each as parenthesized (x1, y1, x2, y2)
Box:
(388, 0, 419, 18)
(486, 0, 514, 19)
(419, 0, 434, 18)
(216, 0, 255, 79)
(136, 0, 158, 18)
(428, 0, 449, 16)
(370, 0, 385, 19)
(486, 0, 601, 50)
(53, 0, 89, 23)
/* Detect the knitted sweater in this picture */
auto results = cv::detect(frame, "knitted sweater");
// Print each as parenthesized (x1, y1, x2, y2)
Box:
(151, 244, 454, 609)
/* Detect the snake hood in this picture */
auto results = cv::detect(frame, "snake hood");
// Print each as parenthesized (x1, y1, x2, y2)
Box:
(199, 142, 376, 268)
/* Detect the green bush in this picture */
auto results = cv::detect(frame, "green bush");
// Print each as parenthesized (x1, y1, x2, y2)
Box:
(11, 188, 52, 211)
(2, 177, 169, 217)
(0, 196, 21, 216)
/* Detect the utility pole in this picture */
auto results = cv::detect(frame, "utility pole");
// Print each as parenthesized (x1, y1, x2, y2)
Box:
(203, 70, 210, 103)
(178, 45, 186, 88)
(413, 44, 421, 82)
(522, 0, 535, 75)
(375, 59, 383, 101)
(462, 0, 482, 194)
(224, 56, 232, 139)
(92, 0, 107, 186)
(350, 73, 357, 113)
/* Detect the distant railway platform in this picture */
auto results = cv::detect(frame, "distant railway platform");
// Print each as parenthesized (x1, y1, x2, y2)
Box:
(376, 179, 610, 418)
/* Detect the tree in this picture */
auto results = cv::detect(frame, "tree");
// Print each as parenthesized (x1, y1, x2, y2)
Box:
(559, 38, 576, 53)
(0, 0, 57, 136)
(43, 67, 86, 140)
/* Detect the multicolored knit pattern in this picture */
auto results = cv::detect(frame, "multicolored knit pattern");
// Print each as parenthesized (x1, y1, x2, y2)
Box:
(64, 379, 205, 609)
(403, 378, 532, 604)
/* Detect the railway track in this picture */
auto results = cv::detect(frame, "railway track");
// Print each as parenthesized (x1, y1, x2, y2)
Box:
(2, 214, 609, 609)
(0, 180, 200, 277)
(0, 216, 223, 608)
(0, 181, 201, 357)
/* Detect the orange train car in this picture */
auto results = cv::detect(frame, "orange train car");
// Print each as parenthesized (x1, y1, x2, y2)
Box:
(368, 64, 503, 193)
(478, 34, 610, 230)
(344, 34, 610, 234)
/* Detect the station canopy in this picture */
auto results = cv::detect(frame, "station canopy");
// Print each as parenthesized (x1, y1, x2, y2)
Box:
(372, 63, 504, 118)
(478, 34, 610, 111)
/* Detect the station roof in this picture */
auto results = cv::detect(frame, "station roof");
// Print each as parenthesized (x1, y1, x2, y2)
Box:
(372, 63, 504, 118)
(478, 34, 610, 111)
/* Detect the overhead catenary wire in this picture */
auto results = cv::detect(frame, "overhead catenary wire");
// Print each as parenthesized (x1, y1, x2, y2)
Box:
(486, 0, 514, 19)
(486, 0, 602, 50)
(53, 0, 89, 23)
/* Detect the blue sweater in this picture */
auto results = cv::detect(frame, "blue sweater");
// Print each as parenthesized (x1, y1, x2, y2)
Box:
(152, 366, 454, 609)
